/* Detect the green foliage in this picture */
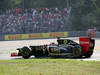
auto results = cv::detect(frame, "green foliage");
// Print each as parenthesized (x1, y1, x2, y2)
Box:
(70, 0, 100, 30)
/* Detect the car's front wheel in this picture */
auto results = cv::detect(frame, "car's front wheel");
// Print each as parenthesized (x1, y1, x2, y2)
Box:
(20, 47, 31, 59)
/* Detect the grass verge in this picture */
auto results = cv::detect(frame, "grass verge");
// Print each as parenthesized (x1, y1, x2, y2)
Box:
(0, 59, 100, 75)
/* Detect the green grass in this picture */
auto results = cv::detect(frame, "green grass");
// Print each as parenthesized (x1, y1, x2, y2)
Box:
(0, 59, 100, 75)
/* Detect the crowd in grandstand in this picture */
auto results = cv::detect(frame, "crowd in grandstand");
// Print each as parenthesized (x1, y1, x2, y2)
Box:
(0, 8, 70, 34)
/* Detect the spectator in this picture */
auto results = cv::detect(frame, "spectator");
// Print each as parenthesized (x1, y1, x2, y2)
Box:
(0, 8, 70, 34)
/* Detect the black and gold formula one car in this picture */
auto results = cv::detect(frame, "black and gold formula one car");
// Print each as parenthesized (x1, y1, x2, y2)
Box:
(11, 37, 95, 59)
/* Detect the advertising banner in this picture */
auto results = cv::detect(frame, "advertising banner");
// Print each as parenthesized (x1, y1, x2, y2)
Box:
(4, 32, 68, 40)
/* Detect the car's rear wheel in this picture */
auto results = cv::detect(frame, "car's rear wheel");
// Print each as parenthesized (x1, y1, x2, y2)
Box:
(72, 46, 82, 58)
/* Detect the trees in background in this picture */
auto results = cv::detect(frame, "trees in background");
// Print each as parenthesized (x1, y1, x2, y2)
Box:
(70, 0, 100, 30)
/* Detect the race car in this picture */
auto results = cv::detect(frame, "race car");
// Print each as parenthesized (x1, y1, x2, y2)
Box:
(11, 37, 95, 59)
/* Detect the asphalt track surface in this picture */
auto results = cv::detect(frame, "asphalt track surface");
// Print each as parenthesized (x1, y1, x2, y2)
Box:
(0, 37, 100, 61)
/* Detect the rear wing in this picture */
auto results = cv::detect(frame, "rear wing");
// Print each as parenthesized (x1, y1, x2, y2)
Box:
(79, 37, 95, 53)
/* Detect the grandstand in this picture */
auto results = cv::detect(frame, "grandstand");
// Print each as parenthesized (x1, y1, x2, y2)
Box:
(0, 0, 100, 41)
(0, 8, 71, 34)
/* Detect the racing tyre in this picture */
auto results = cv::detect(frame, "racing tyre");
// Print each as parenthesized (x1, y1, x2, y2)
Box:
(72, 45, 82, 58)
(21, 47, 31, 59)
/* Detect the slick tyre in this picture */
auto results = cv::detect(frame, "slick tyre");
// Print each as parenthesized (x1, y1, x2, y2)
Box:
(72, 46, 82, 58)
(21, 47, 31, 59)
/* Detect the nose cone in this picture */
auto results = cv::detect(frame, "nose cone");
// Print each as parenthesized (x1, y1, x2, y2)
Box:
(11, 52, 18, 57)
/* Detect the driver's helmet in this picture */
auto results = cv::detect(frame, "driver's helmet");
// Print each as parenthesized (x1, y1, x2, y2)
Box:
(50, 42, 56, 46)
